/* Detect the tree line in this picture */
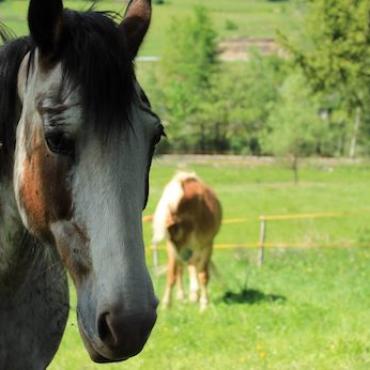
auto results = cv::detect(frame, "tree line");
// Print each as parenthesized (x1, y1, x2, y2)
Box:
(147, 0, 370, 161)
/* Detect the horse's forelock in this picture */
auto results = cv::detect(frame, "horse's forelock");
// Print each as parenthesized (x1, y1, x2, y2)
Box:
(56, 9, 136, 134)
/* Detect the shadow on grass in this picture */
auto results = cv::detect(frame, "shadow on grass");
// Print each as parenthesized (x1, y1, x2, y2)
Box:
(220, 288, 286, 305)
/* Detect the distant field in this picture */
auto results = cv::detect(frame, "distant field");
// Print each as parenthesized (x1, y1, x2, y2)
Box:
(50, 158, 370, 370)
(0, 0, 302, 55)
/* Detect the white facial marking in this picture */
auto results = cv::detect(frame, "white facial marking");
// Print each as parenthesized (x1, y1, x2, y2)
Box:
(13, 53, 32, 228)
(13, 50, 82, 232)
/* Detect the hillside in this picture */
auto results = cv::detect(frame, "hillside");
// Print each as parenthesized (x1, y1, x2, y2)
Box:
(0, 0, 302, 56)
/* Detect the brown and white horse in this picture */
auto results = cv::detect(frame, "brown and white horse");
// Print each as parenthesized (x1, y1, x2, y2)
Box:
(0, 0, 162, 368)
(152, 172, 222, 311)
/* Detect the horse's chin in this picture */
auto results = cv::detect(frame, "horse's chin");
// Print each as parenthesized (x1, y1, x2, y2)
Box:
(89, 350, 128, 364)
(89, 351, 129, 364)
(77, 316, 130, 363)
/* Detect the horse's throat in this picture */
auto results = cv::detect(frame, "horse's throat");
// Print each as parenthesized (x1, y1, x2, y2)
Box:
(0, 184, 69, 370)
(0, 182, 30, 290)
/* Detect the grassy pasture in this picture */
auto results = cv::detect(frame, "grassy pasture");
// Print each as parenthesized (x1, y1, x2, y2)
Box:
(50, 158, 370, 370)
(0, 0, 301, 55)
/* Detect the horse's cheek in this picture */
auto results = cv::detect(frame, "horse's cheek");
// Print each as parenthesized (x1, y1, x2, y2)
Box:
(19, 148, 70, 239)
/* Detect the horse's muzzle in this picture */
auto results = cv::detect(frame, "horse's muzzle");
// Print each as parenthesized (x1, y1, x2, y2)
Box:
(98, 309, 157, 358)
(78, 304, 158, 363)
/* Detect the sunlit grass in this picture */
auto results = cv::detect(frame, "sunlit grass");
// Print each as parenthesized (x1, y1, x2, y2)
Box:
(50, 158, 370, 369)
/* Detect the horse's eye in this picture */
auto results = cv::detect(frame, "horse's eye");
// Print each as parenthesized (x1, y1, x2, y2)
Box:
(45, 130, 75, 156)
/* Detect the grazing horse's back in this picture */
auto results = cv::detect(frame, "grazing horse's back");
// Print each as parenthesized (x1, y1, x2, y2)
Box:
(153, 172, 221, 245)
(175, 176, 222, 244)
(153, 172, 222, 310)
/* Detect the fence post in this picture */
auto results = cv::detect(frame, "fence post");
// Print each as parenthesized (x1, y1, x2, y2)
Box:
(258, 216, 267, 267)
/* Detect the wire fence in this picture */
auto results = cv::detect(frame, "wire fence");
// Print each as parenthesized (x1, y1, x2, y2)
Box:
(143, 209, 370, 268)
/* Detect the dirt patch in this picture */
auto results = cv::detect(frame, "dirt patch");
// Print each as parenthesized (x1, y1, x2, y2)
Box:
(218, 37, 282, 61)
(155, 154, 369, 168)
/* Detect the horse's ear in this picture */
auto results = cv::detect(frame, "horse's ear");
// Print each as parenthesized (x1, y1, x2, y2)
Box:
(120, 0, 152, 60)
(28, 0, 64, 58)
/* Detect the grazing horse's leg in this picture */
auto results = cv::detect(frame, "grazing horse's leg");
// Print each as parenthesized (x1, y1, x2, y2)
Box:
(198, 268, 210, 311)
(198, 244, 213, 311)
(176, 262, 185, 302)
(162, 240, 177, 308)
(188, 264, 199, 303)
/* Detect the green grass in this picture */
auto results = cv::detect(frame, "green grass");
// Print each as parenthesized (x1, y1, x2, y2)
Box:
(0, 0, 302, 55)
(50, 158, 370, 370)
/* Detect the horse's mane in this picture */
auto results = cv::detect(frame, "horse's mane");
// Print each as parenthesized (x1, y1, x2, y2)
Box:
(0, 29, 32, 179)
(0, 21, 16, 43)
(27, 9, 137, 133)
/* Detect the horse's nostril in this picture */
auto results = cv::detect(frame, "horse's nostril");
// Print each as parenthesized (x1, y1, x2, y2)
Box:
(96, 309, 157, 359)
(97, 313, 117, 346)
(97, 313, 108, 341)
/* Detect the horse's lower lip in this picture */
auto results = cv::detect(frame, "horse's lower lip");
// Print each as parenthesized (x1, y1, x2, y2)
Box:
(77, 314, 130, 363)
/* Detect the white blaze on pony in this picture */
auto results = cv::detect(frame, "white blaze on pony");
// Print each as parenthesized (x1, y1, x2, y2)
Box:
(152, 172, 222, 310)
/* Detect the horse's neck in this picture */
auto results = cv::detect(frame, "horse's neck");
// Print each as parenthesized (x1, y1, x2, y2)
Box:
(0, 178, 37, 284)
(0, 179, 69, 370)
(0, 179, 25, 280)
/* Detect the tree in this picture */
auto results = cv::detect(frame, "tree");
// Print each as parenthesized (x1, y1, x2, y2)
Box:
(262, 73, 323, 183)
(232, 52, 287, 154)
(202, 52, 288, 155)
(279, 0, 370, 157)
(158, 6, 219, 152)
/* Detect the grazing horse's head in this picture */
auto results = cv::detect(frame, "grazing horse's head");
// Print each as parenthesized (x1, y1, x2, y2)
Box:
(14, 0, 161, 363)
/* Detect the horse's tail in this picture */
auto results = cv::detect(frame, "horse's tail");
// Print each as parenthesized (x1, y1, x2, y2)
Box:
(209, 260, 228, 289)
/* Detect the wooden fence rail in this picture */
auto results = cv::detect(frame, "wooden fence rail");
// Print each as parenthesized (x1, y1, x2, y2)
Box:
(143, 209, 370, 268)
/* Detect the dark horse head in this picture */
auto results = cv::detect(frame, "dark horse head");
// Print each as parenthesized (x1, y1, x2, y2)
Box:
(0, 0, 162, 366)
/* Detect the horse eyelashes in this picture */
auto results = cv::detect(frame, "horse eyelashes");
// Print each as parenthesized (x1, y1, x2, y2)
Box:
(41, 108, 76, 156)
(44, 111, 63, 127)
(45, 130, 75, 157)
